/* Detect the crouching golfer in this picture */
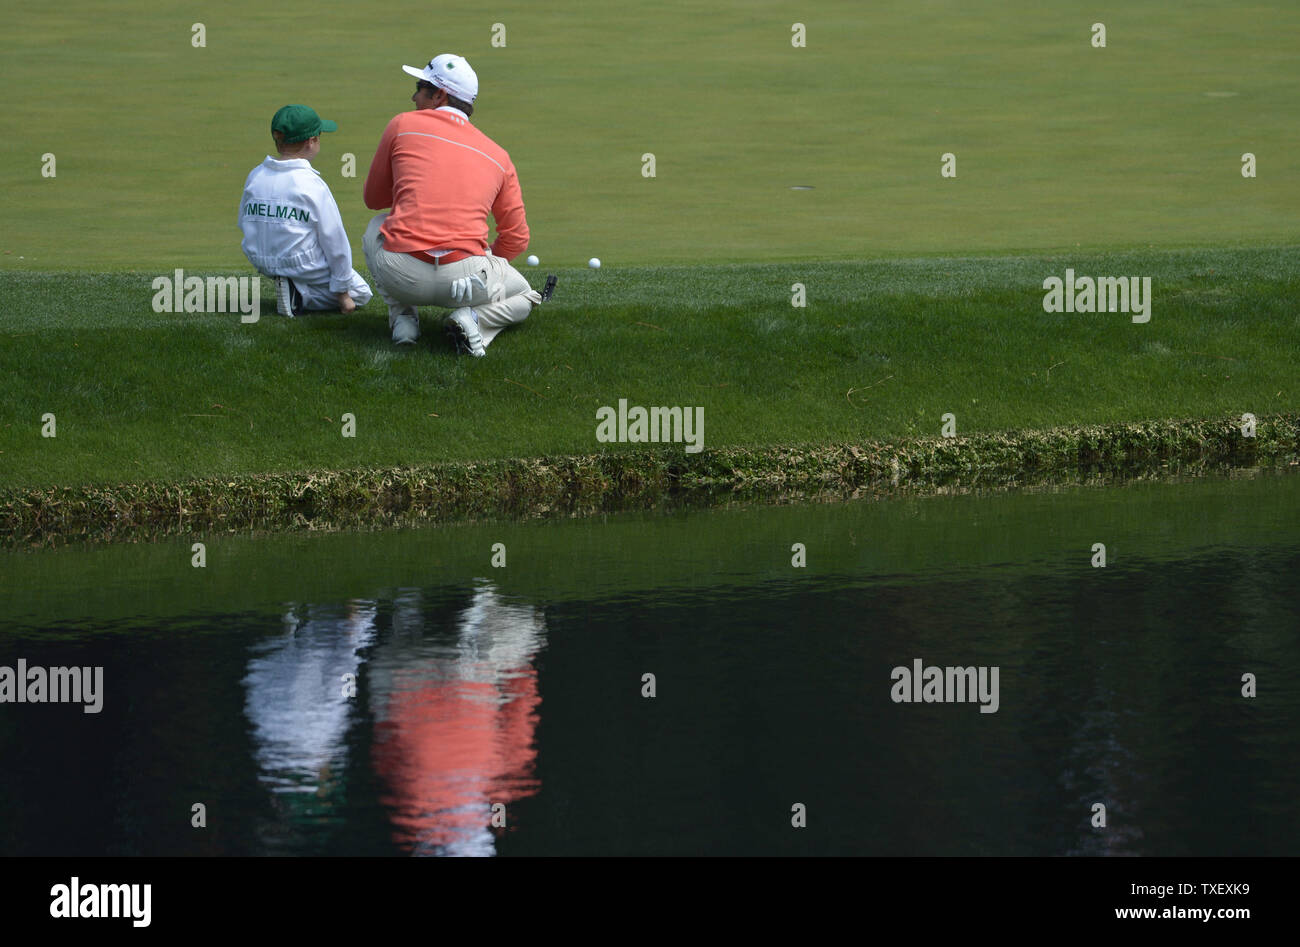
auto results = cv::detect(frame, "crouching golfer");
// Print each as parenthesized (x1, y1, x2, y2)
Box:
(363, 53, 549, 355)
(239, 105, 373, 316)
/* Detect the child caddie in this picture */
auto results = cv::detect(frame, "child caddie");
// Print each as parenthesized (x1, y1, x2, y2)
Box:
(239, 105, 372, 316)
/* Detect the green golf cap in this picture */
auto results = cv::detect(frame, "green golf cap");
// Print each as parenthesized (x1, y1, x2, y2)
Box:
(270, 104, 338, 143)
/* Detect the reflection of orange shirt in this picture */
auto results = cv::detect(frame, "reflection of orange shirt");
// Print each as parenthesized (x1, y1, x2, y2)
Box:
(363, 108, 530, 260)
(372, 670, 540, 850)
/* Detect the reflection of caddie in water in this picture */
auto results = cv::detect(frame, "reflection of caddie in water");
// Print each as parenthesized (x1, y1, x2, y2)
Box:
(242, 601, 376, 804)
(363, 53, 550, 356)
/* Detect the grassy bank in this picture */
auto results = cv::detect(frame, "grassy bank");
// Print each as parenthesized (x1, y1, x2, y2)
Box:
(4, 413, 1297, 544)
(2, 248, 1298, 498)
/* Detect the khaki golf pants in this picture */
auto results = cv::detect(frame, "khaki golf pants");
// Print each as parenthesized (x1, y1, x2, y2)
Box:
(363, 213, 541, 346)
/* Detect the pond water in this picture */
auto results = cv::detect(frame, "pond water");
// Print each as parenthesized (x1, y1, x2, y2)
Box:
(2, 469, 1298, 855)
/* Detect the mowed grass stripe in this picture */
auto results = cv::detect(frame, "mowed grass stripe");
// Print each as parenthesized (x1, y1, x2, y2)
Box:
(2, 1, 1299, 272)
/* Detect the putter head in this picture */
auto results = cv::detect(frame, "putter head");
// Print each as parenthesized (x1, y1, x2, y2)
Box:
(540, 274, 557, 302)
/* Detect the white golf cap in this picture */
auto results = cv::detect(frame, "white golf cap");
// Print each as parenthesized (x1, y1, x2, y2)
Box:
(402, 53, 478, 103)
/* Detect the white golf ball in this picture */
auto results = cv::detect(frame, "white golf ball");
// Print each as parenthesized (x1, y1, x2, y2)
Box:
(588, 257, 601, 269)
(526, 254, 539, 266)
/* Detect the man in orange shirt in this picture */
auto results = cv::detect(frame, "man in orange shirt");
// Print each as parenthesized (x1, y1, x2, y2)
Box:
(363, 53, 551, 356)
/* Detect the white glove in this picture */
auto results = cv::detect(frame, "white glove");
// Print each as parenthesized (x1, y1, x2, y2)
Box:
(450, 274, 486, 303)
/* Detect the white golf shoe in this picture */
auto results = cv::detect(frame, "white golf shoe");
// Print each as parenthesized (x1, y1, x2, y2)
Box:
(445, 308, 485, 357)
(389, 307, 419, 345)
(275, 276, 304, 317)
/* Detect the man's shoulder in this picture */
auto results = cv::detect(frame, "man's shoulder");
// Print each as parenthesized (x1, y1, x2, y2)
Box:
(452, 119, 515, 170)
(386, 110, 422, 132)
(405, 111, 512, 156)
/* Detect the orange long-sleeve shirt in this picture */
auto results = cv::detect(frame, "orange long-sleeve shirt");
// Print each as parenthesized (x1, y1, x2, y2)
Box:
(364, 107, 530, 261)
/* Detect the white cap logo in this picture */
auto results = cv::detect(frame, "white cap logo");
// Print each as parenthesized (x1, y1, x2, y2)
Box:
(401, 53, 479, 103)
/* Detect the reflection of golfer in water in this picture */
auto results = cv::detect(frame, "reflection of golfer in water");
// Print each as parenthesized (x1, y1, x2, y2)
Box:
(369, 585, 545, 857)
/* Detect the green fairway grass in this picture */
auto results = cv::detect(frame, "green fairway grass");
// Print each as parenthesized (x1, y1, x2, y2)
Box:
(2, 1, 1298, 270)
(2, 247, 1297, 491)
